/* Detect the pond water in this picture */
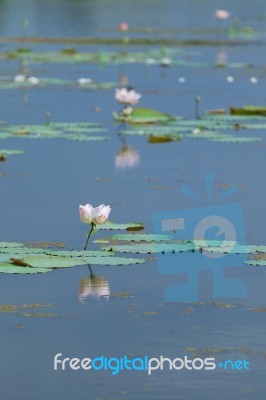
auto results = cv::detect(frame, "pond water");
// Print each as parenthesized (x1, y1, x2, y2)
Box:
(0, 0, 266, 399)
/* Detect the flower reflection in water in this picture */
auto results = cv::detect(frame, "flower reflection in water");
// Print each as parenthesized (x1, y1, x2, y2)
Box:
(79, 273, 110, 302)
(215, 51, 228, 64)
(115, 144, 140, 170)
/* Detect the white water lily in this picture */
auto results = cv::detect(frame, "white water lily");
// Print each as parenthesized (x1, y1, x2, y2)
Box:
(27, 76, 39, 85)
(79, 203, 111, 225)
(78, 77, 92, 85)
(115, 88, 141, 105)
(215, 9, 230, 20)
(161, 57, 172, 67)
(80, 203, 111, 250)
(14, 74, 26, 83)
(145, 58, 156, 65)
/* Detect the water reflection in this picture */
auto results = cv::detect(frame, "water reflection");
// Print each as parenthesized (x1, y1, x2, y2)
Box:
(215, 50, 228, 64)
(115, 144, 140, 170)
(79, 272, 110, 302)
(119, 72, 128, 87)
(115, 125, 140, 170)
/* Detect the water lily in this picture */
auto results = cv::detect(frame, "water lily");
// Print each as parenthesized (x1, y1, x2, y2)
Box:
(27, 76, 39, 85)
(78, 77, 92, 85)
(145, 58, 156, 65)
(119, 22, 129, 32)
(79, 203, 111, 225)
(115, 88, 141, 106)
(79, 203, 111, 250)
(215, 9, 230, 20)
(160, 57, 172, 67)
(14, 74, 26, 83)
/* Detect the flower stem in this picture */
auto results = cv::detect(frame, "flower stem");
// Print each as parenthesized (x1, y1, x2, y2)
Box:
(84, 223, 95, 251)
(195, 96, 201, 120)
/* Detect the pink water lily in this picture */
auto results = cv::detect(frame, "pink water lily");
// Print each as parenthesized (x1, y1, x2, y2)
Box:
(215, 9, 230, 20)
(115, 88, 141, 105)
(119, 22, 129, 32)
(79, 203, 111, 225)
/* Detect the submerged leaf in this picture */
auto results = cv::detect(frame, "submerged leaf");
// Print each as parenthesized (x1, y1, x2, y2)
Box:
(148, 135, 179, 143)
(230, 106, 266, 116)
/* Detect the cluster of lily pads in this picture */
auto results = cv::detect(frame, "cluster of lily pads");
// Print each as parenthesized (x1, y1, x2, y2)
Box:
(1, 225, 266, 273)
(1, 106, 265, 162)
(0, 47, 256, 69)
(0, 121, 108, 142)
(114, 106, 266, 143)
(0, 222, 145, 274)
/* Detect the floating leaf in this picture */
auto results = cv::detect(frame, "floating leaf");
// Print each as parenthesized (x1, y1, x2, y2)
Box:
(9, 254, 145, 269)
(21, 312, 59, 318)
(0, 254, 14, 262)
(99, 233, 172, 242)
(148, 135, 180, 143)
(246, 260, 266, 266)
(0, 122, 109, 142)
(208, 136, 262, 143)
(0, 149, 24, 155)
(82, 256, 145, 266)
(0, 263, 50, 274)
(0, 247, 47, 254)
(113, 108, 175, 124)
(0, 242, 24, 248)
(12, 255, 88, 269)
(97, 221, 144, 231)
(230, 106, 266, 116)
(100, 242, 196, 254)
(44, 250, 114, 257)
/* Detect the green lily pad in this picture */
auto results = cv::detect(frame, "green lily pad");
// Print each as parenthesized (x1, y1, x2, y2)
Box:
(113, 108, 175, 124)
(0, 149, 24, 155)
(0, 247, 47, 254)
(0, 254, 14, 262)
(12, 254, 144, 268)
(82, 256, 145, 265)
(97, 233, 172, 242)
(0, 122, 109, 142)
(0, 263, 51, 274)
(246, 260, 266, 266)
(101, 242, 196, 254)
(97, 221, 144, 231)
(208, 136, 262, 143)
(230, 106, 266, 116)
(0, 242, 24, 248)
(14, 255, 87, 269)
(44, 250, 114, 257)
